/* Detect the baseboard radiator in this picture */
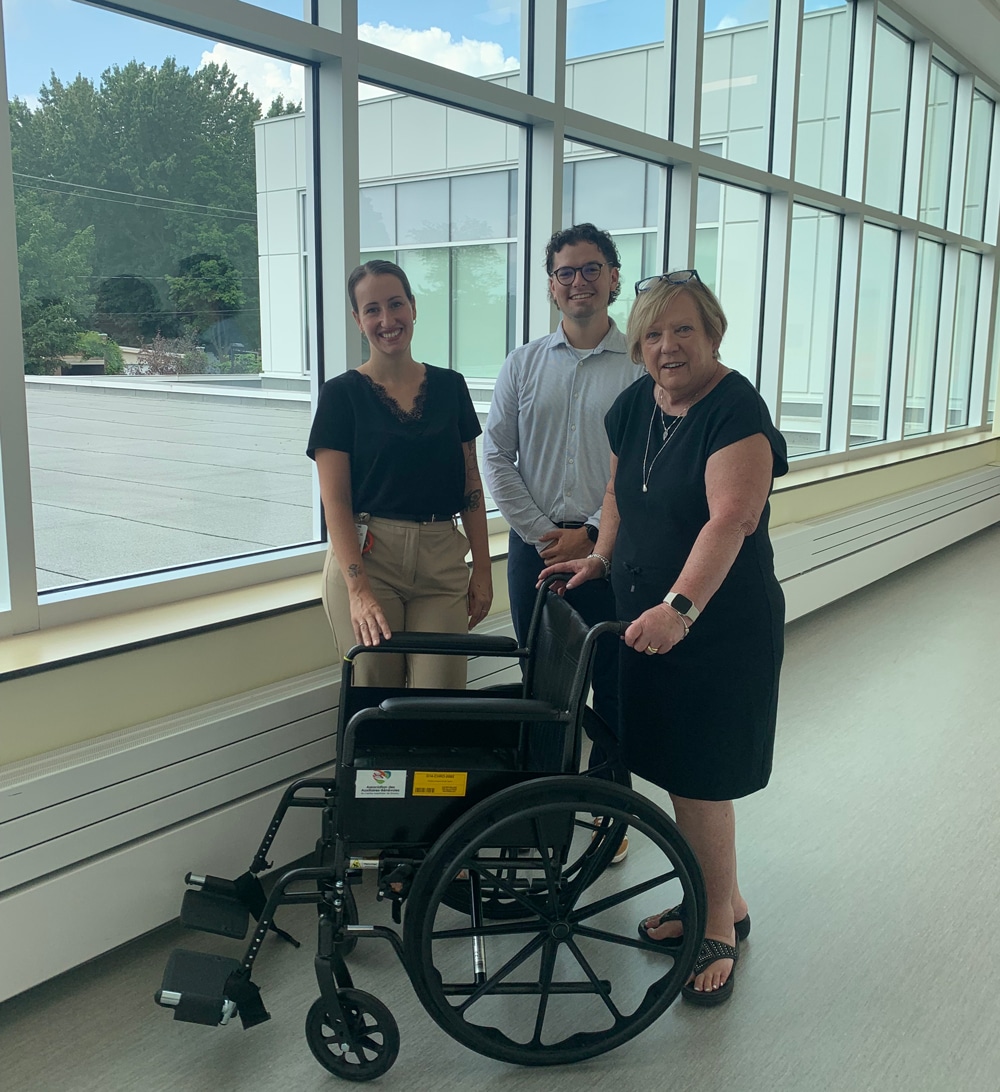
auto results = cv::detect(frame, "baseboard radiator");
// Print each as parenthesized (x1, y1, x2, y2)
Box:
(2, 463, 998, 1002)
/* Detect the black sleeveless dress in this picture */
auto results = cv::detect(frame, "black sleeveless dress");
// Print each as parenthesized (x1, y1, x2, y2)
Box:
(605, 371, 788, 800)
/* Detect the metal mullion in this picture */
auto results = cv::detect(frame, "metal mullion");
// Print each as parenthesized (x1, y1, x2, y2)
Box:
(983, 93, 1000, 248)
(947, 73, 975, 238)
(757, 192, 792, 416)
(930, 244, 960, 433)
(967, 252, 992, 428)
(667, 163, 697, 272)
(522, 0, 565, 341)
(0, 3, 39, 637)
(829, 214, 864, 453)
(769, 0, 801, 180)
(844, 0, 877, 204)
(670, 0, 704, 149)
(902, 40, 930, 222)
(885, 229, 917, 442)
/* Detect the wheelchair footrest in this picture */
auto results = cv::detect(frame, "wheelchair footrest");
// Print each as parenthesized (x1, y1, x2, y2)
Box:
(155, 949, 243, 1026)
(180, 889, 250, 939)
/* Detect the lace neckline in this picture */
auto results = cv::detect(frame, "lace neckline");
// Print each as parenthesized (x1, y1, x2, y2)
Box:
(359, 368, 428, 422)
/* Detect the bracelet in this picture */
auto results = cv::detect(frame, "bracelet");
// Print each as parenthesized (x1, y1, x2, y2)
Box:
(661, 601, 690, 640)
(587, 552, 611, 578)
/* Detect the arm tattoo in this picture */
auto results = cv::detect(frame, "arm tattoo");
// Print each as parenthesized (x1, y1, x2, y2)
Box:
(347, 563, 361, 579)
(463, 488, 482, 513)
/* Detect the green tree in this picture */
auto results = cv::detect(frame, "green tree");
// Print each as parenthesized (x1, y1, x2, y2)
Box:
(266, 94, 302, 117)
(93, 274, 168, 344)
(10, 57, 263, 353)
(21, 298, 81, 374)
(166, 251, 246, 358)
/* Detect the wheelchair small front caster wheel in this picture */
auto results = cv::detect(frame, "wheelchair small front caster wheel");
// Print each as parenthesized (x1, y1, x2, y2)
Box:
(305, 989, 399, 1081)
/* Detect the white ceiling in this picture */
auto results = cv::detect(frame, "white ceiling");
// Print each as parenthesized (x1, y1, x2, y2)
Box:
(898, 0, 1000, 85)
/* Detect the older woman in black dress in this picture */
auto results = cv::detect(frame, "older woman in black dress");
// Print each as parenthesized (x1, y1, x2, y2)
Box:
(541, 271, 786, 1005)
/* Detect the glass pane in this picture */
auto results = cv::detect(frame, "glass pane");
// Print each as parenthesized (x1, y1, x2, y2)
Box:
(565, 1, 668, 135)
(948, 250, 981, 428)
(866, 22, 911, 213)
(851, 224, 899, 445)
(780, 206, 841, 456)
(963, 91, 994, 239)
(359, 83, 521, 388)
(11, 4, 313, 591)
(453, 244, 509, 381)
(919, 61, 957, 228)
(988, 323, 999, 426)
(795, 2, 850, 193)
(905, 239, 944, 437)
(358, 1, 521, 89)
(561, 142, 663, 335)
(695, 180, 766, 380)
(701, 2, 771, 171)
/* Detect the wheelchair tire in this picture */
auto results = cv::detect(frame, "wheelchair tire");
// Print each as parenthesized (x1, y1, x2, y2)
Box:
(305, 989, 399, 1081)
(403, 776, 704, 1067)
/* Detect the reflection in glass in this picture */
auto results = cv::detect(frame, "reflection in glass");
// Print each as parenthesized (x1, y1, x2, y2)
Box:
(565, 1, 669, 134)
(562, 143, 662, 336)
(866, 22, 911, 213)
(454, 244, 508, 380)
(780, 206, 841, 456)
(357, 1, 520, 88)
(695, 181, 765, 380)
(795, 3, 850, 193)
(905, 239, 944, 437)
(851, 224, 898, 445)
(963, 92, 995, 239)
(919, 62, 956, 228)
(701, 5, 771, 170)
(949, 250, 981, 428)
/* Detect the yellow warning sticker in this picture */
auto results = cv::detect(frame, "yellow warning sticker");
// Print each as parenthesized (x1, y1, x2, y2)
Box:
(412, 771, 468, 797)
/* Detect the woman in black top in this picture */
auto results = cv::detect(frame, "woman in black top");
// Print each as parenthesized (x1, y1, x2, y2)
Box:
(541, 272, 787, 1007)
(307, 260, 492, 687)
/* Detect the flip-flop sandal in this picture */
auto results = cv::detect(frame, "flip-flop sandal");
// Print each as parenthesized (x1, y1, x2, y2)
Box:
(681, 937, 739, 1006)
(637, 904, 751, 947)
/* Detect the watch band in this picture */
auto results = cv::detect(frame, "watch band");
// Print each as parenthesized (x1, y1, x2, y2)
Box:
(663, 591, 700, 622)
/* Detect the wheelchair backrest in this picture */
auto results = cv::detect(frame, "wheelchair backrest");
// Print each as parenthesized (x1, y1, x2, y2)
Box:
(523, 589, 596, 721)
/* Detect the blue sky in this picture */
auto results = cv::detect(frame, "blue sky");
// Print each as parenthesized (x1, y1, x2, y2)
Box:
(3, 0, 843, 106)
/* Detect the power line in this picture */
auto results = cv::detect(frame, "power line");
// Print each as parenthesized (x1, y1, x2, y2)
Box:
(14, 171, 257, 218)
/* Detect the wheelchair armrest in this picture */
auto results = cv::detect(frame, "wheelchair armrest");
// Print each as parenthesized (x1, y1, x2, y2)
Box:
(346, 633, 521, 659)
(378, 696, 566, 722)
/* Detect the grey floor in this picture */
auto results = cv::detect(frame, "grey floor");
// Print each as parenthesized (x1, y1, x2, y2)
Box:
(3, 525, 1000, 1091)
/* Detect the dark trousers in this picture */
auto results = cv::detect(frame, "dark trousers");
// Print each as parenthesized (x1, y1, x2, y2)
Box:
(507, 531, 620, 771)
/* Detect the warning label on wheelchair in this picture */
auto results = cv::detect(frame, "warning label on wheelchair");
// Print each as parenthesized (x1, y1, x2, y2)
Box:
(412, 771, 468, 797)
(355, 769, 406, 798)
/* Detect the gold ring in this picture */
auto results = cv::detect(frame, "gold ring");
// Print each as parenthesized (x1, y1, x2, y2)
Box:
(646, 645, 660, 655)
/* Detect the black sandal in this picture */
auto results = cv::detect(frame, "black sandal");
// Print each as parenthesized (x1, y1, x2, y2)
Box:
(637, 904, 751, 948)
(681, 937, 739, 1006)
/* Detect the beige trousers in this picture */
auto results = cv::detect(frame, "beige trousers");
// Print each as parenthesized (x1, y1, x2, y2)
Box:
(322, 516, 471, 689)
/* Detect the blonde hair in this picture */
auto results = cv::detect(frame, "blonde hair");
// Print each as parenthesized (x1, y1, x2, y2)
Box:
(626, 279, 728, 365)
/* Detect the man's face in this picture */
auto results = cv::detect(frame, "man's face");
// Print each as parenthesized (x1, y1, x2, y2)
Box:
(548, 241, 619, 322)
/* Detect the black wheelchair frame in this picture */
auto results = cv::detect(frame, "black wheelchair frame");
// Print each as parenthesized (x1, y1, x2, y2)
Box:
(154, 577, 706, 1080)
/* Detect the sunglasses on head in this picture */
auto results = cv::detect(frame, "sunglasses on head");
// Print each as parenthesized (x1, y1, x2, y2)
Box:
(634, 269, 701, 296)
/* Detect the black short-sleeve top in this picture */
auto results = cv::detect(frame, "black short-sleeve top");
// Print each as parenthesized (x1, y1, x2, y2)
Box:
(306, 364, 481, 518)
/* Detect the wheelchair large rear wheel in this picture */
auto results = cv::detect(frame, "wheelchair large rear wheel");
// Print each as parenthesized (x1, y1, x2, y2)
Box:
(403, 777, 704, 1067)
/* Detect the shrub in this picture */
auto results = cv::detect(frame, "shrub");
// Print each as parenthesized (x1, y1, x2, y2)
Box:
(76, 330, 106, 360)
(103, 339, 125, 375)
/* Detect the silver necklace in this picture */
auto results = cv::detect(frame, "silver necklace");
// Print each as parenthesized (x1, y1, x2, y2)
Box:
(641, 400, 685, 493)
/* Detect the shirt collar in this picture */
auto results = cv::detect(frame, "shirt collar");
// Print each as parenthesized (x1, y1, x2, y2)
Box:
(551, 318, 627, 358)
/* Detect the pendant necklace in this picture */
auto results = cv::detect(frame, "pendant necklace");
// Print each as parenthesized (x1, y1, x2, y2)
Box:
(641, 399, 684, 493)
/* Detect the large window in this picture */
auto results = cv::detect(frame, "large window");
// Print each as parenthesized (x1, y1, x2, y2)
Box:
(2, 0, 998, 634)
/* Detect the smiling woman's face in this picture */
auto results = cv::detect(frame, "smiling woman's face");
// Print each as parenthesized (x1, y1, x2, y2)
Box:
(352, 273, 416, 357)
(640, 290, 720, 407)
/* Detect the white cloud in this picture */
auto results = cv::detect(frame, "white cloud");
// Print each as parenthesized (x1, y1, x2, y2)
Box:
(358, 21, 518, 78)
(715, 15, 741, 29)
(198, 42, 304, 111)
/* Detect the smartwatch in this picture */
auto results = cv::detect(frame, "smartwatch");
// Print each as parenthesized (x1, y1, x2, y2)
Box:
(663, 591, 700, 623)
(585, 524, 599, 543)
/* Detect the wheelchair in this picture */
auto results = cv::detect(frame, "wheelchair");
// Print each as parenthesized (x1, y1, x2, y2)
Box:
(154, 577, 706, 1080)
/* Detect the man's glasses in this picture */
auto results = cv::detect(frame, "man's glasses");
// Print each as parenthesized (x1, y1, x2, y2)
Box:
(635, 269, 701, 295)
(550, 261, 607, 285)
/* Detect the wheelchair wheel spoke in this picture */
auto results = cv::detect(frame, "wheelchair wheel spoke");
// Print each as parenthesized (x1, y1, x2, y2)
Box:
(568, 869, 679, 925)
(455, 932, 548, 1016)
(565, 937, 623, 1022)
(530, 937, 560, 1047)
